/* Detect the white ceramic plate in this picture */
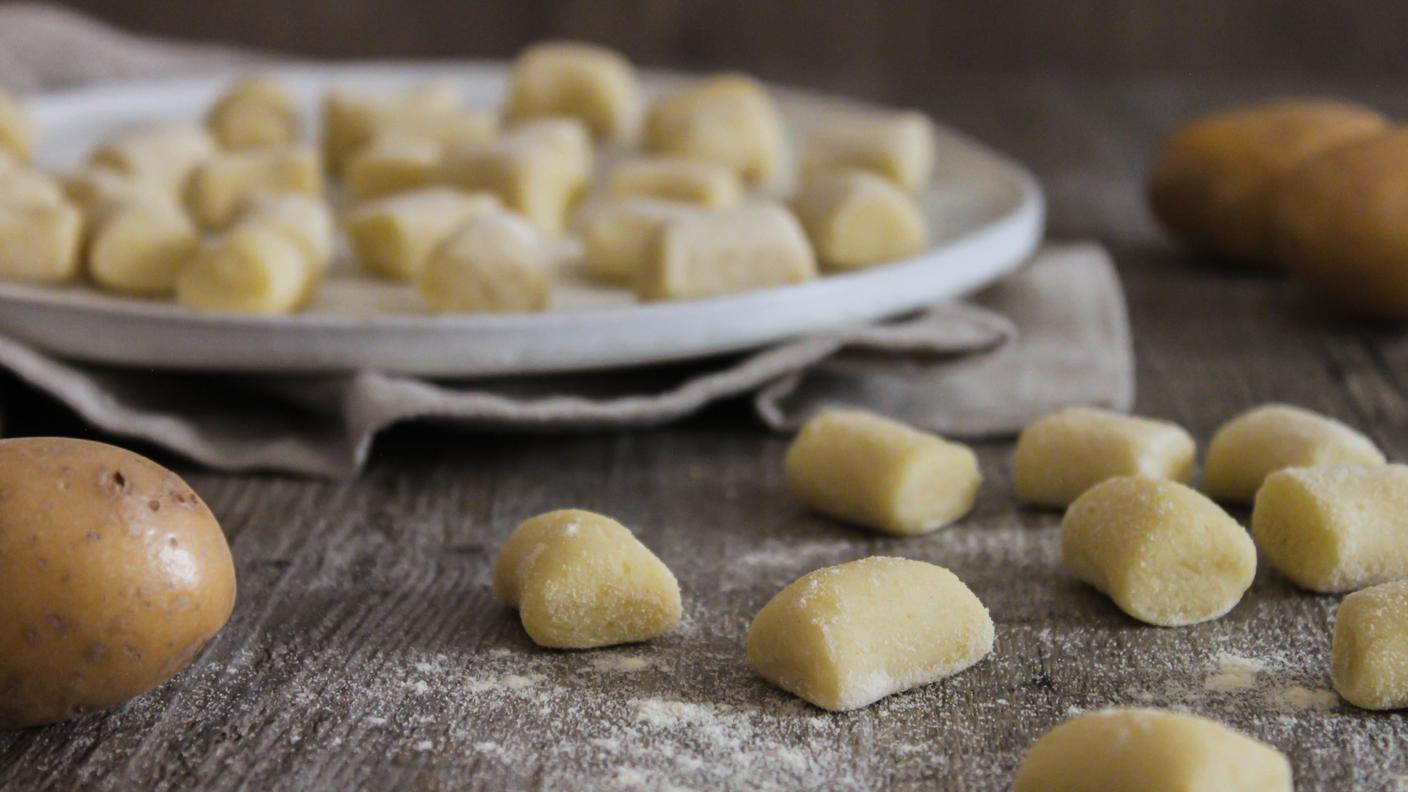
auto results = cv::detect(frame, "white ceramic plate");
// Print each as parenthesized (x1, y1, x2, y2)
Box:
(1, 63, 1043, 376)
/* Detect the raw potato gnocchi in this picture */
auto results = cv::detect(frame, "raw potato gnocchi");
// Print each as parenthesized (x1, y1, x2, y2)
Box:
(0, 201, 84, 283)
(0, 437, 236, 729)
(0, 88, 36, 163)
(1062, 476, 1256, 626)
(439, 119, 591, 236)
(644, 74, 786, 185)
(1251, 464, 1408, 592)
(607, 155, 743, 208)
(0, 162, 64, 207)
(1013, 407, 1195, 508)
(580, 198, 699, 284)
(345, 187, 501, 280)
(176, 222, 317, 315)
(1148, 99, 1388, 266)
(746, 557, 994, 711)
(504, 41, 639, 141)
(186, 144, 323, 229)
(61, 166, 171, 218)
(1332, 578, 1408, 710)
(235, 192, 336, 278)
(343, 137, 441, 201)
(418, 210, 551, 314)
(89, 122, 217, 196)
(206, 75, 299, 150)
(1203, 403, 1384, 503)
(790, 170, 928, 270)
(86, 198, 198, 296)
(491, 509, 681, 649)
(784, 409, 980, 535)
(801, 109, 935, 193)
(635, 203, 817, 301)
(321, 83, 461, 174)
(1013, 708, 1293, 792)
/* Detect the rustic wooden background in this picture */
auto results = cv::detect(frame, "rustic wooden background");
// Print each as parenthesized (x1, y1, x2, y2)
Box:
(2, 3, 1408, 790)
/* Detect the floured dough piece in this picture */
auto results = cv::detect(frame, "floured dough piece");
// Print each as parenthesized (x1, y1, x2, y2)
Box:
(61, 166, 172, 218)
(346, 187, 500, 280)
(176, 222, 316, 315)
(579, 198, 700, 284)
(1013, 407, 1196, 508)
(1204, 403, 1384, 503)
(504, 41, 639, 141)
(790, 170, 928, 270)
(89, 122, 217, 196)
(321, 83, 461, 174)
(418, 210, 551, 314)
(233, 192, 335, 278)
(0, 164, 64, 207)
(636, 202, 816, 301)
(0, 201, 84, 283)
(0, 89, 36, 163)
(1014, 708, 1293, 792)
(802, 110, 935, 193)
(1333, 578, 1408, 710)
(440, 119, 592, 236)
(784, 409, 981, 535)
(1062, 476, 1255, 626)
(607, 155, 743, 208)
(746, 556, 993, 711)
(1252, 464, 1408, 592)
(491, 509, 681, 649)
(644, 74, 786, 185)
(87, 198, 198, 296)
(344, 137, 442, 202)
(187, 145, 322, 229)
(207, 75, 299, 149)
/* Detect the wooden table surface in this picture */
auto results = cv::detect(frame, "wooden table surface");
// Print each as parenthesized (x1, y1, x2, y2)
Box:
(2, 73, 1408, 791)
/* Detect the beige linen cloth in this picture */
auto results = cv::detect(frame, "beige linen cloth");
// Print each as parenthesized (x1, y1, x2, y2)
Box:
(0, 5, 1134, 478)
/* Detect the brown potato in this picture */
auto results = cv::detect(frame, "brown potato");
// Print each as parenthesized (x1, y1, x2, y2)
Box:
(1273, 128, 1408, 319)
(0, 438, 236, 729)
(1148, 99, 1388, 266)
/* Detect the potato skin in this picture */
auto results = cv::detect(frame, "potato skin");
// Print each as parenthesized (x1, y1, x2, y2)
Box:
(1273, 128, 1408, 319)
(1148, 99, 1387, 266)
(0, 438, 236, 729)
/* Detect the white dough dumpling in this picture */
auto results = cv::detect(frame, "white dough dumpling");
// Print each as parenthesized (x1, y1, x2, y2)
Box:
(802, 110, 935, 193)
(89, 122, 217, 196)
(344, 137, 442, 202)
(644, 74, 786, 185)
(0, 202, 84, 284)
(1013, 708, 1293, 792)
(784, 409, 980, 535)
(418, 210, 551, 314)
(439, 119, 591, 236)
(1013, 407, 1196, 508)
(746, 556, 993, 711)
(636, 203, 816, 301)
(234, 192, 335, 278)
(321, 83, 461, 174)
(580, 198, 699, 284)
(176, 221, 316, 315)
(86, 198, 198, 296)
(345, 187, 500, 280)
(790, 170, 928, 270)
(1251, 464, 1408, 592)
(491, 509, 681, 649)
(607, 155, 743, 208)
(186, 144, 322, 229)
(504, 41, 639, 141)
(1062, 476, 1255, 626)
(0, 164, 64, 207)
(61, 166, 170, 218)
(1333, 578, 1408, 710)
(0, 89, 36, 163)
(1204, 403, 1384, 503)
(207, 75, 299, 150)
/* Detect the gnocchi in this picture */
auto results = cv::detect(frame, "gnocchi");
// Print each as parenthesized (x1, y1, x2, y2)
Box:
(439, 120, 591, 236)
(746, 557, 993, 711)
(607, 155, 743, 208)
(790, 170, 928, 270)
(635, 203, 816, 301)
(0, 88, 36, 163)
(1203, 404, 1384, 503)
(87, 198, 198, 296)
(343, 137, 442, 202)
(1332, 578, 1408, 710)
(321, 82, 461, 174)
(580, 198, 699, 284)
(206, 75, 299, 149)
(186, 144, 323, 229)
(801, 109, 935, 193)
(644, 74, 786, 185)
(784, 409, 980, 535)
(176, 221, 317, 315)
(504, 42, 639, 141)
(0, 201, 84, 283)
(1062, 476, 1255, 626)
(345, 187, 500, 280)
(89, 122, 217, 196)
(418, 210, 551, 314)
(491, 509, 681, 649)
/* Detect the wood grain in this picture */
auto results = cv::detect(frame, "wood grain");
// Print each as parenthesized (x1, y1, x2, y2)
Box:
(3, 73, 1408, 790)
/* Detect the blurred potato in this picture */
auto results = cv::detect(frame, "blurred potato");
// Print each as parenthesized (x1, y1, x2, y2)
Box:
(1272, 128, 1408, 319)
(1148, 99, 1388, 266)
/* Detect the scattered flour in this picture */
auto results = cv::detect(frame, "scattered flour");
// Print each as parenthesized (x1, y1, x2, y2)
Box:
(413, 739, 434, 752)
(588, 654, 652, 673)
(1203, 653, 1268, 692)
(1265, 686, 1340, 712)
